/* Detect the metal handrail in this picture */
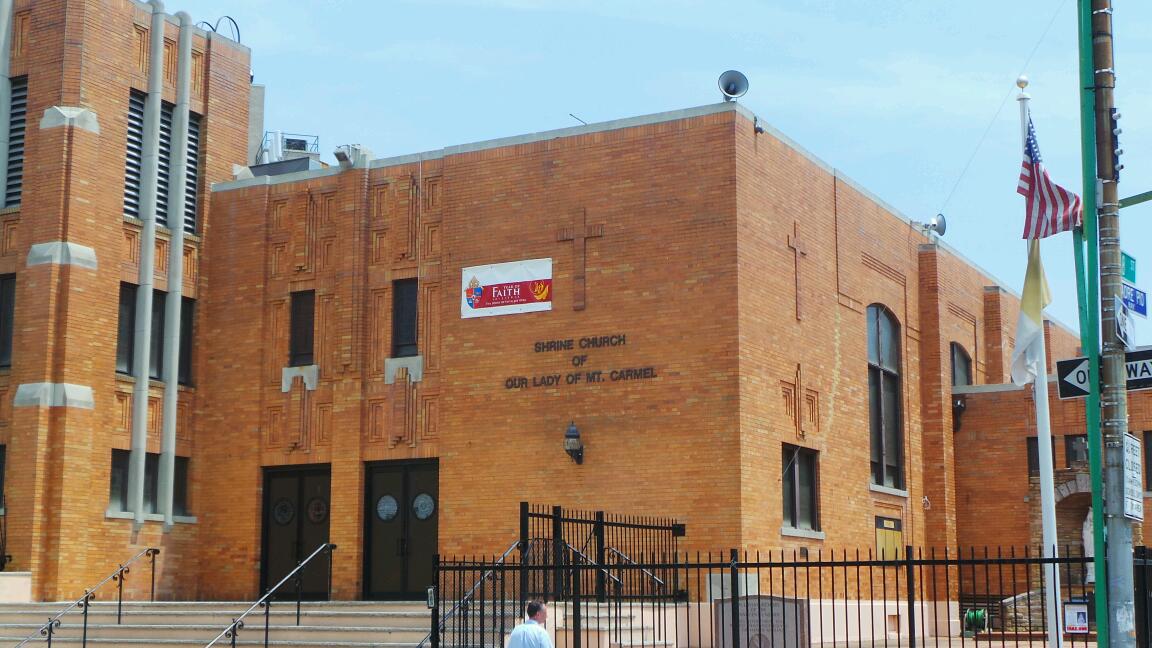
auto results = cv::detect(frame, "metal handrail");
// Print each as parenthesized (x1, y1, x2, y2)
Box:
(15, 547, 160, 647)
(567, 543, 623, 587)
(606, 547, 665, 587)
(417, 540, 521, 648)
(204, 542, 336, 648)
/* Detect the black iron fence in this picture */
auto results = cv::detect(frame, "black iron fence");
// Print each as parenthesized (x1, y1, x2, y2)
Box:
(431, 546, 1098, 648)
(520, 502, 684, 602)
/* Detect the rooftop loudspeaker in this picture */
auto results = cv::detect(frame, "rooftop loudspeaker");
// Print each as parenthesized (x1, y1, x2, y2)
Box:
(718, 70, 749, 102)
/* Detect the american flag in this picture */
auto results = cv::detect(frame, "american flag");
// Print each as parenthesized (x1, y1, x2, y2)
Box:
(1017, 115, 1082, 239)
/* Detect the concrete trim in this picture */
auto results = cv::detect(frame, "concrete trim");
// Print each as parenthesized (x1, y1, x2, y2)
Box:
(440, 102, 748, 158)
(780, 526, 826, 540)
(211, 166, 341, 192)
(14, 382, 95, 409)
(26, 241, 98, 269)
(952, 377, 1057, 395)
(384, 356, 424, 384)
(868, 483, 909, 499)
(39, 106, 100, 134)
(281, 364, 319, 392)
(105, 509, 198, 524)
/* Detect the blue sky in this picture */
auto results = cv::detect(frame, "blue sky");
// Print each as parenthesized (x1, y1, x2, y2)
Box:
(180, 0, 1152, 351)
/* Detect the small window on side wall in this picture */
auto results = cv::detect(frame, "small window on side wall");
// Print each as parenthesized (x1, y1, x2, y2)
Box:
(950, 342, 972, 387)
(288, 290, 315, 367)
(392, 279, 418, 358)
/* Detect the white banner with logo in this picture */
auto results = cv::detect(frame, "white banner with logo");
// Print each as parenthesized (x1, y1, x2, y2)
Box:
(461, 258, 553, 318)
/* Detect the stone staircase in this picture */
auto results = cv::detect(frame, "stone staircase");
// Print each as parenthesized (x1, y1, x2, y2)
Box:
(0, 600, 431, 647)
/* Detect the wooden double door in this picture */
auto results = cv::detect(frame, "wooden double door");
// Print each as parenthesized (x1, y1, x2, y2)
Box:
(261, 465, 332, 598)
(363, 460, 439, 599)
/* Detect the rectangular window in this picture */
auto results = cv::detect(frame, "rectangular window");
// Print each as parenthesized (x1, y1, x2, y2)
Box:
(123, 89, 202, 232)
(782, 444, 819, 531)
(1065, 435, 1088, 468)
(392, 279, 418, 358)
(6, 76, 26, 207)
(0, 274, 14, 368)
(108, 449, 190, 515)
(116, 284, 181, 381)
(289, 290, 315, 367)
(179, 297, 194, 385)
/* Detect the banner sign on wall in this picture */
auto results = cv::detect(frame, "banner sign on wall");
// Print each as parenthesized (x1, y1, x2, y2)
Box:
(461, 258, 553, 318)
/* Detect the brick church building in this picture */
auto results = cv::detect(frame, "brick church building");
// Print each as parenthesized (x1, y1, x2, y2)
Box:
(0, 0, 1147, 604)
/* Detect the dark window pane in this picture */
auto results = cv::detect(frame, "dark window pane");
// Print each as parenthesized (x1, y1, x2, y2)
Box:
(0, 444, 6, 508)
(179, 297, 194, 385)
(782, 446, 796, 527)
(149, 291, 165, 380)
(880, 312, 900, 371)
(797, 450, 817, 530)
(866, 307, 879, 364)
(951, 343, 972, 386)
(392, 279, 419, 358)
(289, 290, 315, 367)
(144, 452, 159, 514)
(882, 372, 903, 488)
(116, 284, 137, 374)
(1146, 432, 1152, 490)
(1027, 437, 1040, 476)
(869, 368, 883, 484)
(109, 449, 130, 512)
(173, 456, 189, 516)
(1065, 435, 1088, 467)
(0, 274, 14, 368)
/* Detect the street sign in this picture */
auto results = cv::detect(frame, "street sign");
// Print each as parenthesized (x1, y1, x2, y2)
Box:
(1117, 296, 1135, 350)
(1124, 432, 1144, 522)
(1123, 251, 1137, 284)
(1123, 282, 1148, 318)
(1056, 357, 1092, 399)
(1055, 348, 1152, 399)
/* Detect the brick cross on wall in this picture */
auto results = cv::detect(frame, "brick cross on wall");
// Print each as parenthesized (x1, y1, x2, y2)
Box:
(787, 221, 807, 321)
(556, 208, 604, 311)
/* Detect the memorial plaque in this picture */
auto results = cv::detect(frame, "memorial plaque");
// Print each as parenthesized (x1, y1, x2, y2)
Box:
(713, 596, 809, 648)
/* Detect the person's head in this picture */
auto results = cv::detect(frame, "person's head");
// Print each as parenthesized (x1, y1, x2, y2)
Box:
(526, 599, 548, 624)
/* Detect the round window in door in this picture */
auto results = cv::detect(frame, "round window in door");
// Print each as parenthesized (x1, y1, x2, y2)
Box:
(413, 493, 436, 520)
(272, 498, 295, 526)
(376, 494, 399, 521)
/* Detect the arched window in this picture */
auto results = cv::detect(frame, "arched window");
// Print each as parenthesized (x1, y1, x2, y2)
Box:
(867, 305, 903, 489)
(950, 342, 972, 387)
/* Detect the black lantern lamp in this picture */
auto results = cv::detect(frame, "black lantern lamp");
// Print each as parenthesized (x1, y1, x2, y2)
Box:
(564, 421, 584, 464)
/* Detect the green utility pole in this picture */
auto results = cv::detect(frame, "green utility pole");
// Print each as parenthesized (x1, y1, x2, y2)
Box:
(1074, 0, 1108, 642)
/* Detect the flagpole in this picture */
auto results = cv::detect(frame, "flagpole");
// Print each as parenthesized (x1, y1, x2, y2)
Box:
(1017, 77, 1063, 648)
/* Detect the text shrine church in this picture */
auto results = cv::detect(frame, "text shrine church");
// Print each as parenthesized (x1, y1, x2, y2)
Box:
(0, 0, 1146, 609)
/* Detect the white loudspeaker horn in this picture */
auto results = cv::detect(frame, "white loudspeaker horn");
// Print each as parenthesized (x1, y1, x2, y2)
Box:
(718, 70, 749, 102)
(928, 213, 947, 236)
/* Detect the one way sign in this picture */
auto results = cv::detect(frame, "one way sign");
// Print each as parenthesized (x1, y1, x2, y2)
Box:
(1056, 348, 1152, 399)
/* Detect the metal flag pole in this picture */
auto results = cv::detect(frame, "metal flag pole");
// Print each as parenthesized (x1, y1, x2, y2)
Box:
(1017, 78, 1063, 648)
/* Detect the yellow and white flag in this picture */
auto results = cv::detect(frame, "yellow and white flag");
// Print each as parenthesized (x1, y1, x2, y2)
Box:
(1010, 240, 1052, 386)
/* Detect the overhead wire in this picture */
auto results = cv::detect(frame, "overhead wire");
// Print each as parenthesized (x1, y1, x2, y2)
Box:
(936, 0, 1073, 215)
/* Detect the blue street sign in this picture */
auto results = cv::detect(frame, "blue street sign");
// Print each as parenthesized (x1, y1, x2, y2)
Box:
(1122, 282, 1147, 318)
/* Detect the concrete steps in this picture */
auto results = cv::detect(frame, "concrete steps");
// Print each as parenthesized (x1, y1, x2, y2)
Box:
(0, 600, 432, 647)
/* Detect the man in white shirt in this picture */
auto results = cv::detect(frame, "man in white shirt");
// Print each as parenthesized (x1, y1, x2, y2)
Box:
(507, 599, 552, 648)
